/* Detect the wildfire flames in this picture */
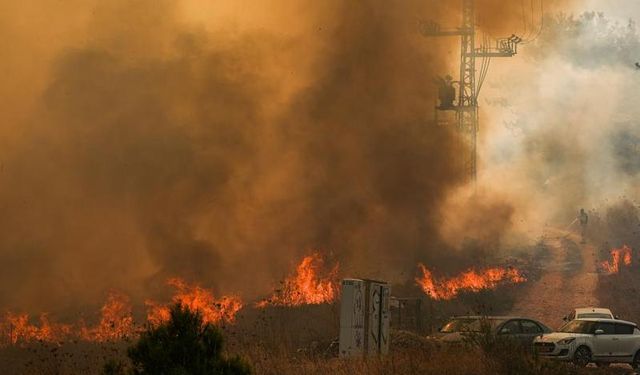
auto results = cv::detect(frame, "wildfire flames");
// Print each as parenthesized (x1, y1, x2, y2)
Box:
(415, 263, 526, 300)
(0, 291, 135, 346)
(257, 252, 339, 307)
(145, 278, 243, 326)
(0, 251, 339, 347)
(0, 279, 242, 347)
(601, 245, 633, 274)
(80, 291, 135, 341)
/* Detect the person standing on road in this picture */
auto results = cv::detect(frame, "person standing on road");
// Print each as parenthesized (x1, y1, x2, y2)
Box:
(579, 208, 588, 244)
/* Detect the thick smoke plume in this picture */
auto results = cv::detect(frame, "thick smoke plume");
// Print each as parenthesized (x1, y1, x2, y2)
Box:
(0, 0, 570, 315)
(475, 9, 640, 246)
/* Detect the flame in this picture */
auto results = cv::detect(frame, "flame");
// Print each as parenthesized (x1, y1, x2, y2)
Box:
(415, 263, 526, 300)
(80, 291, 135, 341)
(0, 291, 133, 346)
(0, 280, 242, 347)
(145, 278, 243, 326)
(601, 245, 633, 274)
(1, 313, 72, 345)
(257, 252, 339, 307)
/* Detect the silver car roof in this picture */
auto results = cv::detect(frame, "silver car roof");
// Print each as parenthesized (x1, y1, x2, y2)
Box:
(451, 316, 539, 321)
(574, 318, 636, 326)
(574, 307, 612, 314)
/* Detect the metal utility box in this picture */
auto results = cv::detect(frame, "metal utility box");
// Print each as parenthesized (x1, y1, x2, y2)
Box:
(339, 279, 390, 357)
(339, 279, 365, 357)
(364, 280, 390, 356)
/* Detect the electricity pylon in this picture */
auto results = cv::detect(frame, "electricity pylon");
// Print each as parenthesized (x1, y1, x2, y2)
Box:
(421, 0, 521, 183)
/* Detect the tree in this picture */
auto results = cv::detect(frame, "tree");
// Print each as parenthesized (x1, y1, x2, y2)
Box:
(125, 303, 251, 375)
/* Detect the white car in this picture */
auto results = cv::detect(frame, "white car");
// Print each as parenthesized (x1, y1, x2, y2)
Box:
(534, 318, 640, 368)
(563, 307, 616, 322)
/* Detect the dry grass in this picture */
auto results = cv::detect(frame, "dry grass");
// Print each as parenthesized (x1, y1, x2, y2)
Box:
(238, 345, 631, 375)
(244, 347, 492, 375)
(0, 335, 634, 375)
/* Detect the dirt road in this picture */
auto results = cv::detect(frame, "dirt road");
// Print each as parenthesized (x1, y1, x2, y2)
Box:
(510, 228, 599, 329)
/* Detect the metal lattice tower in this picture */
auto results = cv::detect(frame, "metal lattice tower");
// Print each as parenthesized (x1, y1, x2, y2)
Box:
(421, 0, 521, 183)
(459, 0, 478, 181)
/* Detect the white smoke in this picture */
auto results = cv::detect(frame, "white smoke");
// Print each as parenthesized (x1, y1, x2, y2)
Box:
(466, 9, 640, 244)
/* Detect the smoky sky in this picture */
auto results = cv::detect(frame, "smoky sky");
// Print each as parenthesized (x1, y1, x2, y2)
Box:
(0, 0, 571, 314)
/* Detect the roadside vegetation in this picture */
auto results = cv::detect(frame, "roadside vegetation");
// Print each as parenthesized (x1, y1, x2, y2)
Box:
(239, 335, 627, 375)
(0, 318, 631, 374)
(103, 304, 251, 375)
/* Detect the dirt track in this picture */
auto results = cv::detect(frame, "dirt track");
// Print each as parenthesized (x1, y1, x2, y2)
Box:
(510, 228, 599, 329)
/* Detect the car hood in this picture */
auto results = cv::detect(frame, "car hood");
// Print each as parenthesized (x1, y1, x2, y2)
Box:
(535, 332, 591, 342)
(428, 332, 473, 343)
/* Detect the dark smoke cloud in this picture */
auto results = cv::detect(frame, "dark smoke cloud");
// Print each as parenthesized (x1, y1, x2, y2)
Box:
(0, 0, 566, 314)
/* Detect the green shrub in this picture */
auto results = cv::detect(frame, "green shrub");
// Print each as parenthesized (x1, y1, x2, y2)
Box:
(124, 303, 251, 375)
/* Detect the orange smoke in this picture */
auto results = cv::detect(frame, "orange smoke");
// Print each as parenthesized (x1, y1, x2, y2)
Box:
(601, 245, 633, 274)
(145, 278, 243, 326)
(257, 252, 339, 307)
(415, 263, 526, 300)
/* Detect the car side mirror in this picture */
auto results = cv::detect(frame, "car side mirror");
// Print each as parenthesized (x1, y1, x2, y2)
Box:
(615, 315, 620, 319)
(563, 315, 569, 321)
(595, 329, 604, 335)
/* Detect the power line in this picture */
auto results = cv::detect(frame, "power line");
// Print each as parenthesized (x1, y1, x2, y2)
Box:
(520, 0, 530, 40)
(476, 33, 492, 98)
(522, 0, 545, 44)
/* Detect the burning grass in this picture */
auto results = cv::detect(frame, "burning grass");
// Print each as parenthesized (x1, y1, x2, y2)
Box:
(256, 252, 339, 308)
(600, 245, 633, 274)
(0, 251, 537, 349)
(0, 253, 558, 375)
(0, 278, 242, 347)
(0, 253, 340, 348)
(415, 263, 527, 300)
(145, 278, 243, 326)
(0, 250, 549, 375)
(0, 291, 136, 346)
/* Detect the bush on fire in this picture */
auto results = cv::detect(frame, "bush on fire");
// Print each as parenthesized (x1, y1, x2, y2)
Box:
(112, 303, 251, 375)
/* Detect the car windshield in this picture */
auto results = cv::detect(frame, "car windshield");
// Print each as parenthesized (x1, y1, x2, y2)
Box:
(440, 318, 506, 333)
(576, 313, 611, 319)
(560, 320, 597, 334)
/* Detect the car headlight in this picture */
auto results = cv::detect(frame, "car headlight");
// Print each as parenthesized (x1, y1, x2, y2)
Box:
(558, 338, 575, 345)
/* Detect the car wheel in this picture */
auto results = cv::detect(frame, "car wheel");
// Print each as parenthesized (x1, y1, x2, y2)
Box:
(633, 351, 640, 370)
(573, 346, 591, 367)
